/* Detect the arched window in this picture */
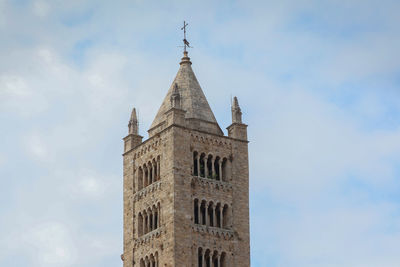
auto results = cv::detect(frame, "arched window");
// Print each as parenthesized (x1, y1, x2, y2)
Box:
(138, 167, 143, 190)
(208, 202, 214, 227)
(140, 259, 145, 267)
(198, 247, 203, 267)
(194, 199, 199, 224)
(214, 156, 221, 180)
(144, 210, 148, 234)
(137, 157, 161, 191)
(155, 252, 159, 267)
(199, 153, 206, 178)
(152, 159, 158, 182)
(221, 158, 228, 181)
(222, 204, 229, 228)
(220, 252, 226, 267)
(205, 249, 211, 267)
(212, 251, 218, 267)
(200, 200, 207, 225)
(207, 155, 213, 178)
(197, 247, 226, 267)
(138, 212, 143, 236)
(144, 165, 149, 187)
(149, 209, 153, 231)
(153, 205, 158, 229)
(193, 151, 199, 176)
(157, 155, 161, 180)
(157, 202, 161, 227)
(148, 162, 153, 184)
(216, 203, 221, 228)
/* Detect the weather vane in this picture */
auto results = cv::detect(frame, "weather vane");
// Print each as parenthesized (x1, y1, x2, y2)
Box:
(181, 20, 192, 52)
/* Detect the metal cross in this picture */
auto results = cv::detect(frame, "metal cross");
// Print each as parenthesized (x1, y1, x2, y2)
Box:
(181, 21, 191, 52)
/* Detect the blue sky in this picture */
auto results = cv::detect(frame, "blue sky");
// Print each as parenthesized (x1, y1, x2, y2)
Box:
(1, 0, 400, 266)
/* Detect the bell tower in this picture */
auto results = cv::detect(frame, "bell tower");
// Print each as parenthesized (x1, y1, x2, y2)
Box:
(122, 46, 250, 267)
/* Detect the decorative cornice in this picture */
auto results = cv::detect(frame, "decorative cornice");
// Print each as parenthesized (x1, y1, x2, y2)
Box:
(134, 227, 164, 247)
(133, 181, 162, 201)
(191, 224, 234, 240)
(191, 176, 232, 192)
(123, 122, 248, 156)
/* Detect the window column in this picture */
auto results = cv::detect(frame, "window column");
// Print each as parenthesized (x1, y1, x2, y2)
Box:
(205, 160, 209, 178)
(144, 167, 148, 187)
(219, 206, 223, 228)
(212, 158, 216, 179)
(157, 158, 160, 180)
(212, 206, 216, 227)
(158, 204, 161, 227)
(205, 203, 209, 226)
(220, 206, 224, 229)
(142, 214, 146, 235)
(152, 163, 156, 182)
(149, 163, 153, 184)
(218, 162, 222, 181)
(147, 213, 151, 233)
(153, 210, 156, 230)
(197, 157, 200, 177)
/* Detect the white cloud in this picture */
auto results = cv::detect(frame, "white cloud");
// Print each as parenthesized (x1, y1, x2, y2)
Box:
(33, 0, 50, 18)
(0, 74, 32, 98)
(50, 168, 120, 200)
(250, 87, 400, 199)
(24, 134, 49, 161)
(0, 153, 5, 167)
(0, 221, 80, 267)
(80, 176, 102, 193)
(77, 173, 106, 197)
(0, 74, 40, 116)
(252, 199, 400, 267)
(25, 222, 76, 267)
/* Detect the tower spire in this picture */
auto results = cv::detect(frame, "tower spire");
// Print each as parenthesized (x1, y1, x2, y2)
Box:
(231, 96, 242, 123)
(128, 107, 138, 135)
(228, 96, 247, 140)
(124, 107, 143, 152)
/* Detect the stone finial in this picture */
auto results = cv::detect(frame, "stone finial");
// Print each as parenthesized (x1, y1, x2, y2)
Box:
(128, 107, 139, 135)
(231, 96, 242, 123)
(170, 83, 181, 109)
(179, 51, 192, 65)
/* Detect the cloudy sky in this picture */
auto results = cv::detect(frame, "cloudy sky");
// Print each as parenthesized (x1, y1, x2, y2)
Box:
(1, 0, 400, 266)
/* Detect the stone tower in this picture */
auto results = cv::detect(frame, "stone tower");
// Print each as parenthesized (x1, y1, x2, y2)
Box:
(122, 51, 250, 267)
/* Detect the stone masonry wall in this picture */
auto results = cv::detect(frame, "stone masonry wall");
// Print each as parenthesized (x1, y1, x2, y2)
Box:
(123, 128, 176, 267)
(172, 126, 249, 266)
(123, 124, 249, 267)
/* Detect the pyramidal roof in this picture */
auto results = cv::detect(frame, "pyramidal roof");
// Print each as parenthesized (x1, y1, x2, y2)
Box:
(149, 51, 222, 135)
